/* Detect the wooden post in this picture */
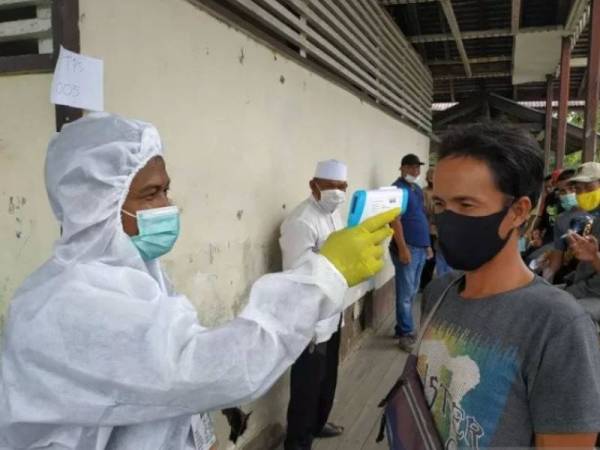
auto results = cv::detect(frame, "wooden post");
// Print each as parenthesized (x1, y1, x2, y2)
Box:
(544, 75, 554, 173)
(51, 0, 82, 132)
(584, 0, 600, 162)
(556, 36, 572, 169)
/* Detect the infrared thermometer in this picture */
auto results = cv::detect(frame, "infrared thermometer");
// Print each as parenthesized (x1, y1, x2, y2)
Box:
(347, 187, 408, 227)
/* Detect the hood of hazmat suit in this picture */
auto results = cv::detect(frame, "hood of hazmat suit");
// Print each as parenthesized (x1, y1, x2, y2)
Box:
(0, 113, 347, 450)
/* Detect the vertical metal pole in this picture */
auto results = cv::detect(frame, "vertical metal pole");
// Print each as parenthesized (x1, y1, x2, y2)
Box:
(545, 75, 554, 173)
(584, 0, 600, 162)
(556, 36, 572, 169)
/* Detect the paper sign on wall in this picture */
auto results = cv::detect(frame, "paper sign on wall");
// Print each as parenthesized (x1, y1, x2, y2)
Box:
(51, 46, 104, 112)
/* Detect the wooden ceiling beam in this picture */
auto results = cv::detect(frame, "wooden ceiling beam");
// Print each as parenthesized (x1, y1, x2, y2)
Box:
(379, 0, 436, 4)
(409, 26, 564, 43)
(438, 0, 471, 77)
(511, 0, 521, 35)
(428, 56, 512, 65)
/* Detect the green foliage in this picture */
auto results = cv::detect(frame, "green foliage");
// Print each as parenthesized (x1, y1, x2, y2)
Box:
(565, 109, 600, 163)
(568, 111, 584, 128)
(568, 109, 600, 132)
(429, 151, 438, 167)
(564, 150, 582, 169)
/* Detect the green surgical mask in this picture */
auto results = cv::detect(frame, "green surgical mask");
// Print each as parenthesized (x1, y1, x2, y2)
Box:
(559, 193, 579, 211)
(122, 206, 180, 260)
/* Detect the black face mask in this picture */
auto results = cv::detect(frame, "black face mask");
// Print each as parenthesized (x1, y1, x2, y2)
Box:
(435, 208, 512, 271)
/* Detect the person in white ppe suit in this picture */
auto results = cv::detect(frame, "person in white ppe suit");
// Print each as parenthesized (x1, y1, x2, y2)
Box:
(0, 113, 398, 450)
(280, 160, 348, 450)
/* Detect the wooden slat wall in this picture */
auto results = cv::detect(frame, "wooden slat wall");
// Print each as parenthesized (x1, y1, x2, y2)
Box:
(221, 0, 433, 132)
(0, 0, 80, 130)
(0, 0, 53, 53)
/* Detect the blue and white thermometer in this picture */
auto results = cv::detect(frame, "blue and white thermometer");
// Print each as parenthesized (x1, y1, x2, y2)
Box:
(347, 187, 408, 227)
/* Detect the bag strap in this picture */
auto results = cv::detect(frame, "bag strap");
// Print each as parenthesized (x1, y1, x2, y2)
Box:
(378, 376, 406, 407)
(412, 275, 463, 356)
(375, 413, 387, 443)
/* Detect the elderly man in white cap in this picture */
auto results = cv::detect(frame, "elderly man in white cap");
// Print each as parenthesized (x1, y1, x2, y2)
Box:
(279, 159, 348, 450)
(0, 116, 398, 450)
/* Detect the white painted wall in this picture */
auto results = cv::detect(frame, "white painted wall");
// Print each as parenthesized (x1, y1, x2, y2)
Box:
(0, 74, 56, 331)
(0, 0, 429, 447)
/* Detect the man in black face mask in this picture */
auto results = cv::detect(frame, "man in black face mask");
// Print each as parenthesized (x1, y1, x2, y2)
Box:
(417, 123, 600, 448)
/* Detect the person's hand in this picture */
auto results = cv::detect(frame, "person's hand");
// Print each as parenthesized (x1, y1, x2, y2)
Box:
(398, 245, 411, 265)
(321, 209, 399, 286)
(427, 246, 434, 260)
(530, 229, 543, 248)
(568, 232, 600, 262)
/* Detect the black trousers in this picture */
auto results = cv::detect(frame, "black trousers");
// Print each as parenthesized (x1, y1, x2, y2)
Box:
(284, 326, 341, 450)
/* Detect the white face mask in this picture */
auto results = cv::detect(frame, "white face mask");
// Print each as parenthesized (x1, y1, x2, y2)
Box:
(318, 189, 346, 213)
(405, 174, 420, 184)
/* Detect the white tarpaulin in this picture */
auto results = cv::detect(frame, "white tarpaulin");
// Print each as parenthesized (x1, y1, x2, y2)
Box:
(513, 30, 563, 85)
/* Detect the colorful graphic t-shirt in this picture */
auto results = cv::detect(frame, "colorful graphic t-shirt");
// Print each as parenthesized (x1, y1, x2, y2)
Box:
(419, 274, 600, 449)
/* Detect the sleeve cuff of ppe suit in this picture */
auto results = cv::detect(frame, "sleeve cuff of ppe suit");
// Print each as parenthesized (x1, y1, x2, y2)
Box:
(274, 251, 348, 311)
(309, 253, 348, 310)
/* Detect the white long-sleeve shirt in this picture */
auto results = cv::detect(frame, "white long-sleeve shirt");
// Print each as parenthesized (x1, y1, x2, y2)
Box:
(280, 196, 344, 343)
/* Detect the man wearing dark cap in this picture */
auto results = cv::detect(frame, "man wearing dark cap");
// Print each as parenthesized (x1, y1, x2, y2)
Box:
(390, 154, 432, 352)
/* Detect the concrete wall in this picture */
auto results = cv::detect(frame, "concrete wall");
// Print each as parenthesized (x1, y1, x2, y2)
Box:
(0, 74, 56, 331)
(0, 0, 429, 448)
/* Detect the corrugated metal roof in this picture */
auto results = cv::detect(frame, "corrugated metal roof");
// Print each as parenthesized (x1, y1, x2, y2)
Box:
(382, 0, 591, 103)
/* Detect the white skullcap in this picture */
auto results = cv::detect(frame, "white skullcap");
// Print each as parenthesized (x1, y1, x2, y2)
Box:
(314, 159, 347, 181)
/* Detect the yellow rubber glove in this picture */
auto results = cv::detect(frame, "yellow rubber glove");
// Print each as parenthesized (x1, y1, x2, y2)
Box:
(321, 208, 400, 287)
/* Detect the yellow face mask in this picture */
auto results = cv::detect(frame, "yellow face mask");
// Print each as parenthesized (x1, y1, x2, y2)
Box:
(577, 188, 600, 212)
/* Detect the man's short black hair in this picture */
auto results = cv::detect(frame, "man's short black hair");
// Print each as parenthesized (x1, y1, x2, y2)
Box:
(438, 122, 544, 208)
(557, 169, 576, 182)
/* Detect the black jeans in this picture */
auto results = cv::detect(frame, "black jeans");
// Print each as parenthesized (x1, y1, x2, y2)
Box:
(284, 326, 341, 450)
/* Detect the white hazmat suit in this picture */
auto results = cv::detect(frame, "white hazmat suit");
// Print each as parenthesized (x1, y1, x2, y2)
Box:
(0, 114, 348, 449)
